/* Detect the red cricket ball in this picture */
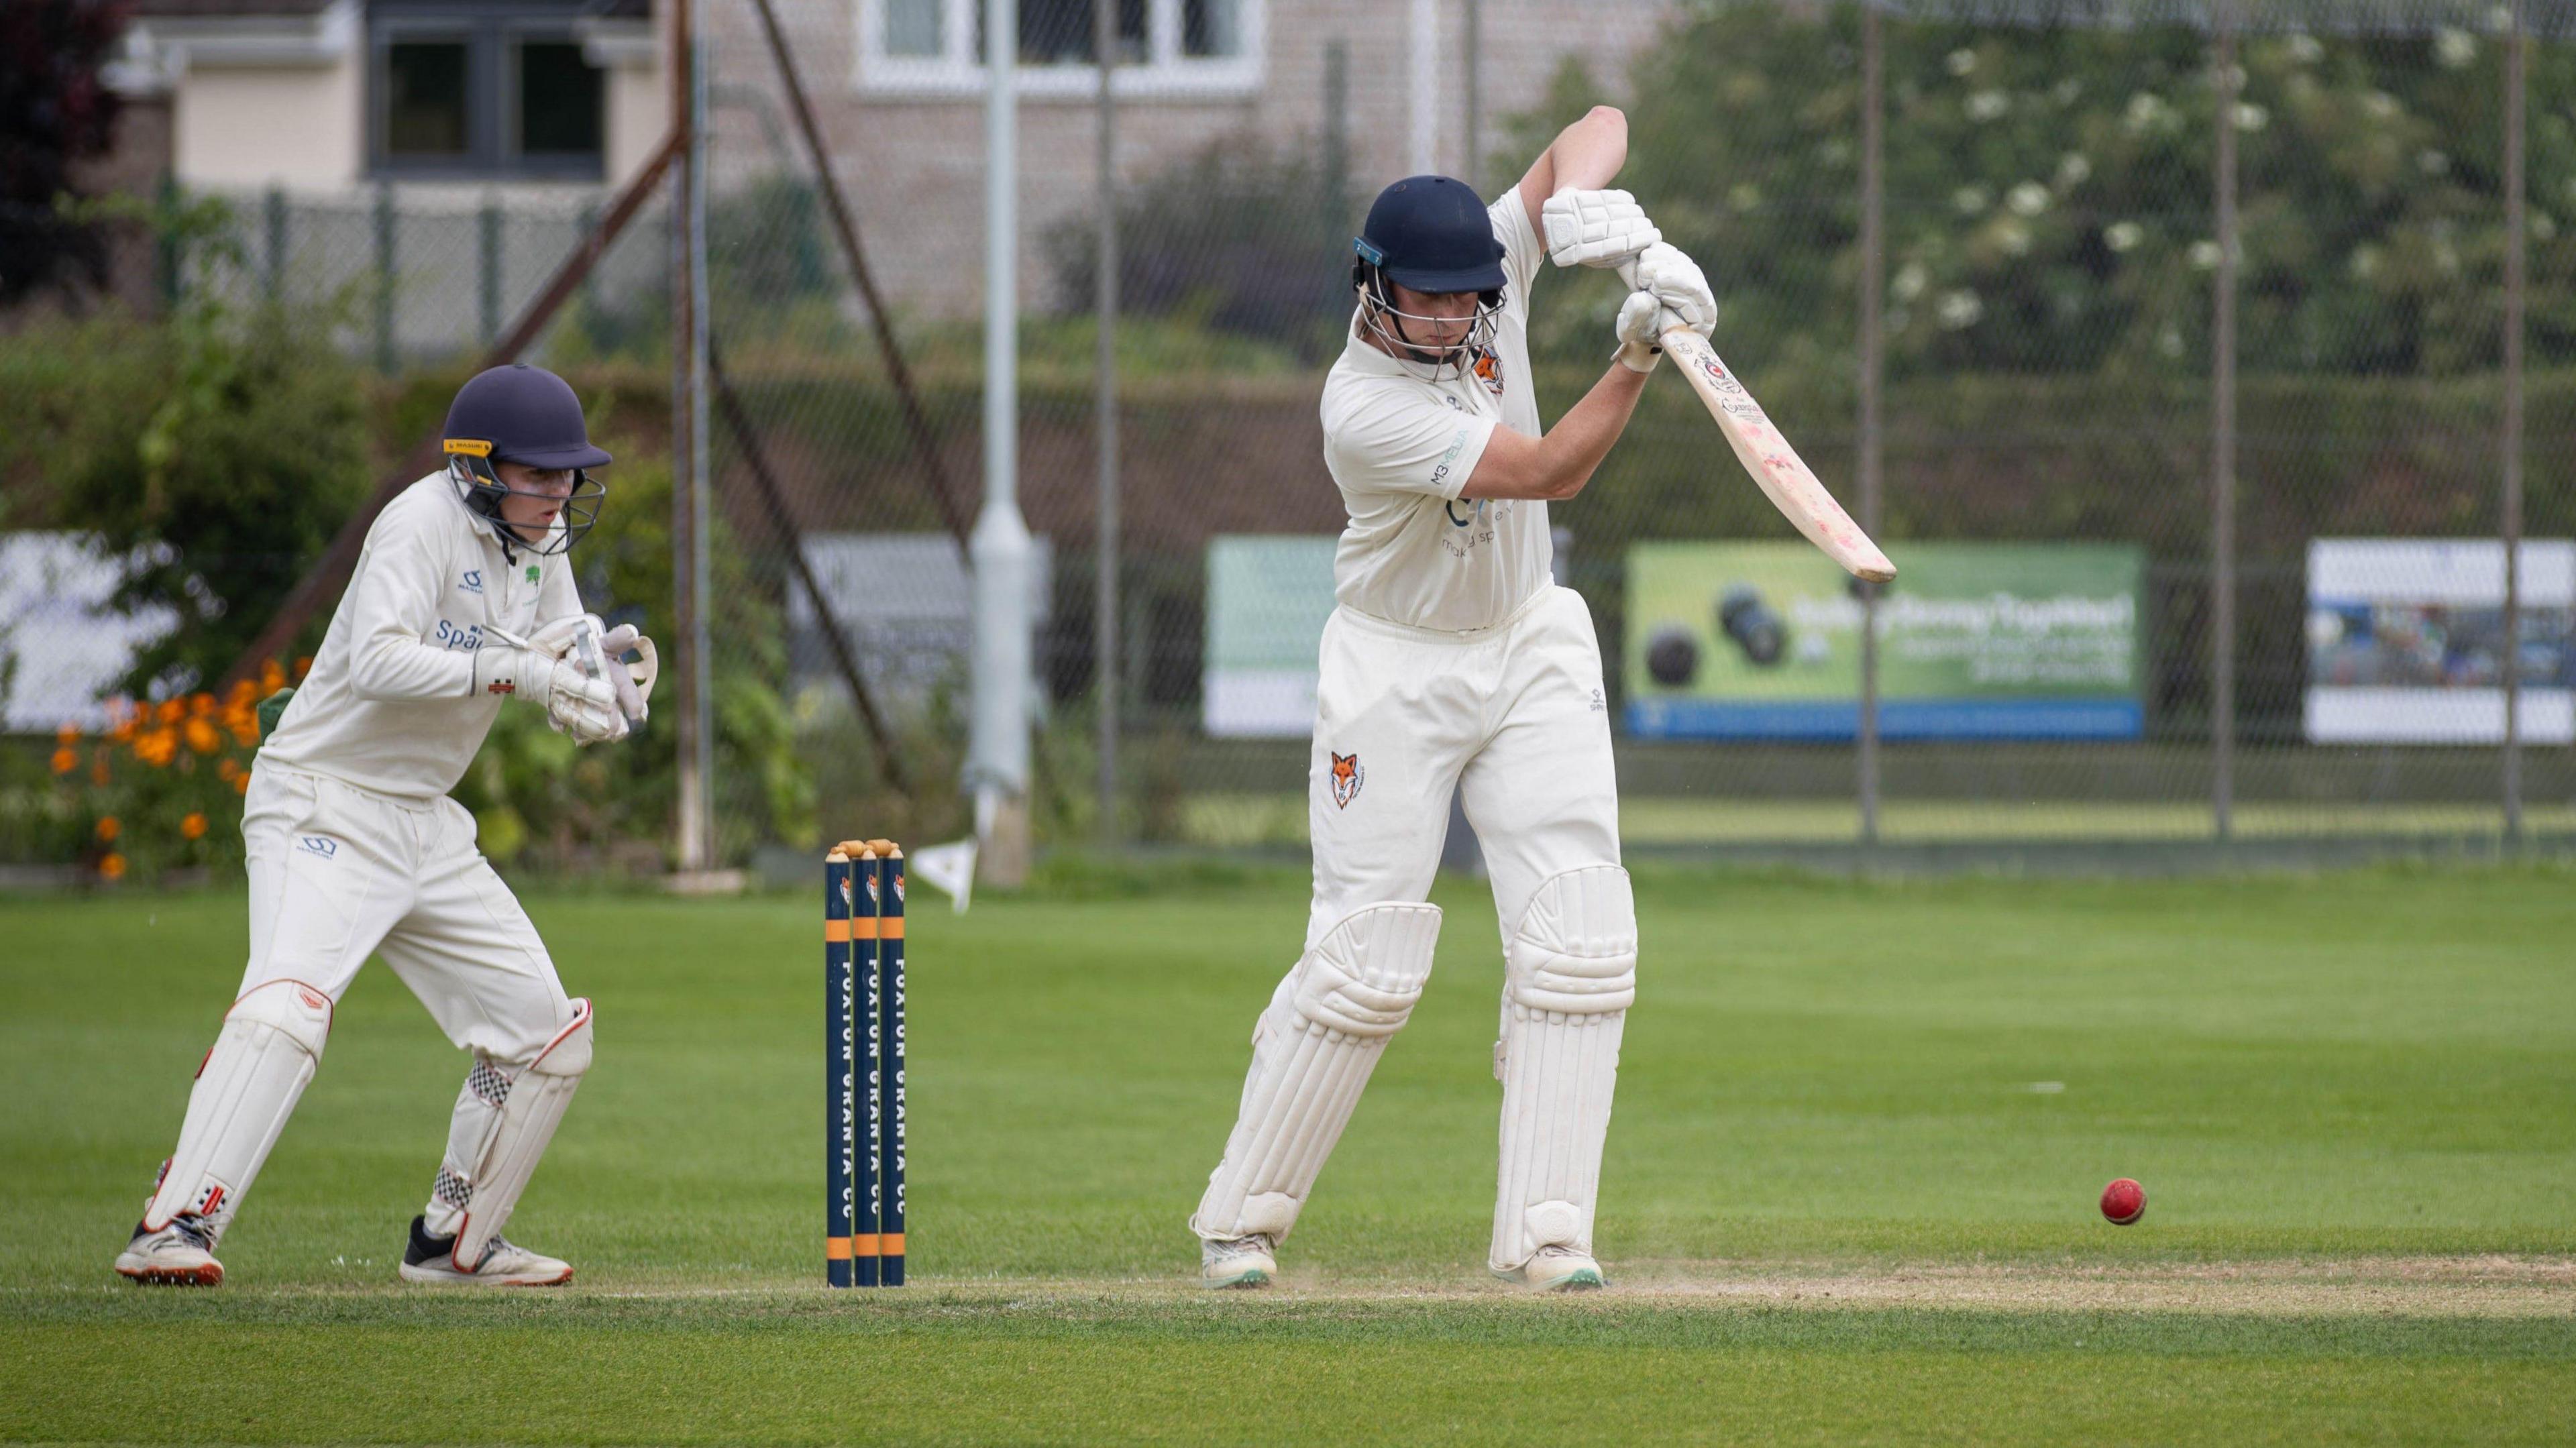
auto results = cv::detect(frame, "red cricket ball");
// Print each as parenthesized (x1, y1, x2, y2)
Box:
(2100, 1177, 2147, 1225)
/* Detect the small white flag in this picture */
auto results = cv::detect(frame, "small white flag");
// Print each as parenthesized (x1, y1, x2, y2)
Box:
(910, 838, 978, 913)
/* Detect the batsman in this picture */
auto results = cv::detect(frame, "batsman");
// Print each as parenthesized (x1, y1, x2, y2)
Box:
(115, 364, 657, 1288)
(1191, 107, 1711, 1290)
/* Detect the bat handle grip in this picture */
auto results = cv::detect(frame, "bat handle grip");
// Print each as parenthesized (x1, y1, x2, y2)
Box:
(1616, 258, 1690, 342)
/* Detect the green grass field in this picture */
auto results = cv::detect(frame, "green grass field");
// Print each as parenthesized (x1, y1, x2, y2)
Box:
(5, 862, 2573, 1444)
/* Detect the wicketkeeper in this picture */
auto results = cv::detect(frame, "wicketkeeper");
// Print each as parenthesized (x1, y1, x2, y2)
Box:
(1191, 108, 1714, 1290)
(115, 364, 657, 1288)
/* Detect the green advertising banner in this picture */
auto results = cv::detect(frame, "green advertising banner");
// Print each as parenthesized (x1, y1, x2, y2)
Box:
(1624, 542, 2145, 740)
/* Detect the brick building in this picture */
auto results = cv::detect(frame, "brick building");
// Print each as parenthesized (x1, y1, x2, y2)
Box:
(95, 0, 1682, 322)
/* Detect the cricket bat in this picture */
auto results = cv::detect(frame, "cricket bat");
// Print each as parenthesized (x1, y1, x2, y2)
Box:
(1623, 265, 1896, 583)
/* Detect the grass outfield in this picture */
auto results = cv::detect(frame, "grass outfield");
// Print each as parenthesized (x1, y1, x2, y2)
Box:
(5, 863, 2573, 1443)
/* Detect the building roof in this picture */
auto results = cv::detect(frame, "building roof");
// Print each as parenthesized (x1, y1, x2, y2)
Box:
(129, 0, 649, 15)
(127, 0, 339, 13)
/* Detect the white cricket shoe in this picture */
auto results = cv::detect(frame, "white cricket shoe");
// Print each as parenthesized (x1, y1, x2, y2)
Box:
(398, 1215, 573, 1286)
(1200, 1233, 1277, 1289)
(1495, 1245, 1607, 1292)
(115, 1214, 224, 1286)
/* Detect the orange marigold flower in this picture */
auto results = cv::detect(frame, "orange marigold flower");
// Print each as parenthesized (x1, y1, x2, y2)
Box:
(50, 748, 77, 775)
(184, 718, 221, 755)
(90, 758, 111, 786)
(181, 812, 209, 840)
(292, 655, 314, 680)
(99, 852, 127, 881)
(96, 816, 121, 843)
(233, 773, 251, 795)
(217, 757, 242, 782)
(56, 722, 80, 744)
(190, 693, 215, 717)
(157, 698, 185, 725)
(136, 730, 178, 767)
(260, 659, 287, 691)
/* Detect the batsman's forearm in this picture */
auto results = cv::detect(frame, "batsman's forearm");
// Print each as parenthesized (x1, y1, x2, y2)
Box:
(1536, 364, 1649, 500)
(1546, 107, 1629, 194)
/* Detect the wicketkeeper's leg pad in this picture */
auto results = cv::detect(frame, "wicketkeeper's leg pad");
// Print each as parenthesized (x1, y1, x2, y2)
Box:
(433, 999, 592, 1273)
(1491, 865, 1636, 1272)
(143, 979, 335, 1237)
(1191, 902, 1443, 1244)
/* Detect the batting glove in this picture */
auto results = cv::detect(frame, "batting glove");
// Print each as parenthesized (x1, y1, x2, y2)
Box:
(1544, 188, 1661, 270)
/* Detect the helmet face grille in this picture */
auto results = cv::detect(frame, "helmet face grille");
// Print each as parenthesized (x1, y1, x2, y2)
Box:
(446, 455, 606, 556)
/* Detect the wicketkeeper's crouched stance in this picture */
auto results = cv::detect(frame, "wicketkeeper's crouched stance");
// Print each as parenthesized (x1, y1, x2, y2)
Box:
(115, 364, 658, 1288)
(1191, 109, 1715, 1290)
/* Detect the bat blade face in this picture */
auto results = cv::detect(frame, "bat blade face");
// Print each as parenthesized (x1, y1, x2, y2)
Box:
(1662, 329, 1896, 583)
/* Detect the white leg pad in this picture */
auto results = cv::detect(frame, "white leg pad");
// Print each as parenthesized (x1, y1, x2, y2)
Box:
(1191, 903, 1442, 1245)
(1491, 866, 1636, 1272)
(443, 1000, 593, 1272)
(142, 979, 334, 1237)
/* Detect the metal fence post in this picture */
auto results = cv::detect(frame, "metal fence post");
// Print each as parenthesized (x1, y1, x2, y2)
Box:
(2503, 0, 2528, 845)
(1858, 0, 1885, 846)
(155, 173, 182, 313)
(1094, 0, 1122, 844)
(264, 186, 287, 302)
(1464, 0, 1482, 190)
(2210, 2, 2239, 840)
(373, 180, 397, 374)
(672, 3, 716, 875)
(479, 192, 504, 347)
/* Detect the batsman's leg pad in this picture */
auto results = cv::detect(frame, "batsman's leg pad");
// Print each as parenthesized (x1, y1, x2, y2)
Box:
(438, 999, 592, 1273)
(1491, 865, 1635, 1272)
(1191, 902, 1442, 1244)
(142, 979, 335, 1237)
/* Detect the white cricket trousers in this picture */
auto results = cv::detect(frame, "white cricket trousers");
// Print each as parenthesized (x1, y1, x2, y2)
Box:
(1189, 586, 1629, 1258)
(239, 762, 576, 1063)
(1306, 585, 1620, 947)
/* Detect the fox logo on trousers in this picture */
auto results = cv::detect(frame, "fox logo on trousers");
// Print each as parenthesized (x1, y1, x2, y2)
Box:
(1329, 752, 1364, 810)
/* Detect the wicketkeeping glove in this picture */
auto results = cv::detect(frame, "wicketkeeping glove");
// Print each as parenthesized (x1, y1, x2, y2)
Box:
(474, 624, 626, 744)
(1542, 188, 1660, 270)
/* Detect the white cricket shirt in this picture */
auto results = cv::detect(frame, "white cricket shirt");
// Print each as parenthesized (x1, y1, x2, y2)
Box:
(258, 473, 582, 799)
(1321, 186, 1548, 633)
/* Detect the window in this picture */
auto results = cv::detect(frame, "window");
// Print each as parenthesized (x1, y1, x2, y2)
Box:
(371, 7, 605, 180)
(385, 40, 472, 158)
(517, 41, 604, 157)
(861, 0, 1261, 97)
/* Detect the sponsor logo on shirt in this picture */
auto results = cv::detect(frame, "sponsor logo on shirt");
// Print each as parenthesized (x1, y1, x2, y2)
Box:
(1427, 427, 1470, 494)
(525, 564, 540, 585)
(433, 620, 484, 651)
(1472, 345, 1505, 396)
(460, 569, 484, 595)
(296, 835, 338, 860)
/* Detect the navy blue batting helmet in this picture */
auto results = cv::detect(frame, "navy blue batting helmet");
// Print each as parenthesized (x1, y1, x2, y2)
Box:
(441, 364, 609, 554)
(1354, 175, 1506, 294)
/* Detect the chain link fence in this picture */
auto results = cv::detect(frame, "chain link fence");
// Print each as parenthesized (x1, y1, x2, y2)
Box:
(11, 0, 2571, 872)
(690, 0, 2572, 862)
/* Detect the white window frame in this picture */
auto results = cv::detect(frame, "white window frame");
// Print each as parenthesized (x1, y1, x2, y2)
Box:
(856, 0, 1265, 99)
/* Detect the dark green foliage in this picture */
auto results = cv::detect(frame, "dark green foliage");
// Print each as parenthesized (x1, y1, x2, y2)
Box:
(0, 238, 372, 693)
(0, 0, 125, 302)
(1043, 134, 1356, 359)
(1511, 6, 2575, 380)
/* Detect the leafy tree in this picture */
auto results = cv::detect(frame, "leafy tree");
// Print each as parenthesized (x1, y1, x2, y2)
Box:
(3, 206, 372, 695)
(1507, 4, 2574, 380)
